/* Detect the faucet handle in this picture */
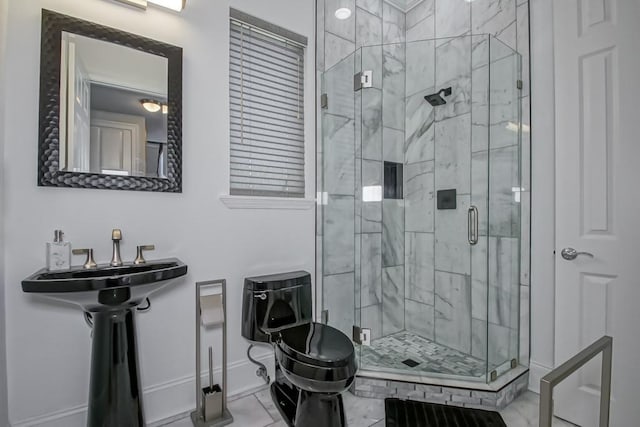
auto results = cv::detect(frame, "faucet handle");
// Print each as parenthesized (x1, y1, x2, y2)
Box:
(72, 248, 98, 269)
(111, 229, 122, 241)
(134, 245, 155, 265)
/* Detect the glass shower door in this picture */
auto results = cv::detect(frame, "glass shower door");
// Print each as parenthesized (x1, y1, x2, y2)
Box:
(426, 34, 491, 382)
(486, 36, 522, 380)
(319, 51, 359, 362)
(354, 43, 386, 372)
(354, 41, 413, 376)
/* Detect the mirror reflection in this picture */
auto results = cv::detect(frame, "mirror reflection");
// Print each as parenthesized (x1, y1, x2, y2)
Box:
(59, 32, 169, 178)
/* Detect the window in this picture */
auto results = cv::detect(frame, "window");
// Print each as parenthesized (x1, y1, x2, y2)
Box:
(229, 9, 307, 198)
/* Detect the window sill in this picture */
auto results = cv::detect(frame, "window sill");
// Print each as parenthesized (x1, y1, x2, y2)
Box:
(219, 195, 316, 210)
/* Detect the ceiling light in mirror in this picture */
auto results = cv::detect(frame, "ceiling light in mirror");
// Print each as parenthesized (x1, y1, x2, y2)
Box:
(335, 8, 352, 20)
(141, 99, 162, 112)
(162, 104, 168, 114)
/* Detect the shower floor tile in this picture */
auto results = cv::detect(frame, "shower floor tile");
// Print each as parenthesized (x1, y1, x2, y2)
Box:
(359, 331, 486, 378)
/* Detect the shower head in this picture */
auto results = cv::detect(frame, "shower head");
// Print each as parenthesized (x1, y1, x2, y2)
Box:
(424, 87, 452, 106)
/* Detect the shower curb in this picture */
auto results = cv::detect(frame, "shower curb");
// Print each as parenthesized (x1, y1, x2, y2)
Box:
(349, 370, 529, 411)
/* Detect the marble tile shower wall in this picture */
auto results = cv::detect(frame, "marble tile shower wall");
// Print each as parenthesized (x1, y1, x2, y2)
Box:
(317, 0, 531, 369)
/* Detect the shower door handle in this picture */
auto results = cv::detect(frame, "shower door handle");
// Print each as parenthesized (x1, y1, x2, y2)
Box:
(468, 206, 479, 245)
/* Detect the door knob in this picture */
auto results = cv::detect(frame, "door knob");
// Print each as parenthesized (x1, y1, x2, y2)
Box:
(561, 247, 594, 261)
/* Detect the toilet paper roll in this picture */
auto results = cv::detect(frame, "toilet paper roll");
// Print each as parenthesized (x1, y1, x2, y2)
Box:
(200, 294, 224, 326)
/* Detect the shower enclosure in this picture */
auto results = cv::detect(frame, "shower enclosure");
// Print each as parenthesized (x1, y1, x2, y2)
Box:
(317, 34, 522, 384)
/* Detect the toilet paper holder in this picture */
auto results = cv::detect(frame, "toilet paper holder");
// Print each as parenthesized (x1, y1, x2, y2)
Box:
(190, 279, 234, 427)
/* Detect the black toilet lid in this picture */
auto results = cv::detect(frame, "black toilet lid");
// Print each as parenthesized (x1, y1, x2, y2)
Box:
(278, 322, 355, 368)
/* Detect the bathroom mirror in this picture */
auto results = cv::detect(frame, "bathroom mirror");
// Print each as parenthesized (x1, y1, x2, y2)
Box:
(38, 9, 183, 192)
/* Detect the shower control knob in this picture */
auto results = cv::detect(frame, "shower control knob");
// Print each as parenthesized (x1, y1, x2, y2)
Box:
(561, 247, 594, 261)
(254, 292, 267, 300)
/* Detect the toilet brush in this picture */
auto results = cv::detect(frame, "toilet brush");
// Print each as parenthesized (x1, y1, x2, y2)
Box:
(201, 346, 223, 421)
(208, 347, 214, 390)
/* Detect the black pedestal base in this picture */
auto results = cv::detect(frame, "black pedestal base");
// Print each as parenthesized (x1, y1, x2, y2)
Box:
(87, 309, 144, 427)
(295, 390, 346, 427)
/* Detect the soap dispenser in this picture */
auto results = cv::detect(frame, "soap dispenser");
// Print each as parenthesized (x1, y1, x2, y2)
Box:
(46, 230, 71, 271)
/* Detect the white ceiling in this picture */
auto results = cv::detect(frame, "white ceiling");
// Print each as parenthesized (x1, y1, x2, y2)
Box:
(68, 32, 168, 97)
(384, 0, 424, 12)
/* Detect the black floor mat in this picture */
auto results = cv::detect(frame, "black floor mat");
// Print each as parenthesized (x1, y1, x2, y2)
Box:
(385, 398, 507, 427)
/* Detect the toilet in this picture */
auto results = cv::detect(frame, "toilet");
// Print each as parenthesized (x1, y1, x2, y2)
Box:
(241, 271, 357, 427)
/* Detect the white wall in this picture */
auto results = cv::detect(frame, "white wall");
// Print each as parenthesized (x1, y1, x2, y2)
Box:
(0, 0, 9, 424)
(1, 0, 315, 425)
(529, 0, 556, 391)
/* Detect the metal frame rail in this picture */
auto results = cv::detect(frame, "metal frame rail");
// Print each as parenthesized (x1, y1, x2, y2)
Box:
(539, 335, 612, 427)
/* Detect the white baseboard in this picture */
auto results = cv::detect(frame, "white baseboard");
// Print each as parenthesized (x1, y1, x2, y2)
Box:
(11, 351, 274, 427)
(528, 360, 553, 394)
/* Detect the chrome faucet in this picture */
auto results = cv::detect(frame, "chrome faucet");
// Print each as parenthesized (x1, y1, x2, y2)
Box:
(110, 229, 123, 267)
(134, 245, 155, 265)
(72, 248, 98, 269)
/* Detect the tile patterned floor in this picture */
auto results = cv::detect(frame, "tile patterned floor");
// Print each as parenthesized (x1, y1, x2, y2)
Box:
(163, 388, 577, 427)
(360, 331, 487, 378)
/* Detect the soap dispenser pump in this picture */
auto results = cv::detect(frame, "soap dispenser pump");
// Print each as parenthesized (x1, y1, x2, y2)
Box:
(46, 230, 71, 271)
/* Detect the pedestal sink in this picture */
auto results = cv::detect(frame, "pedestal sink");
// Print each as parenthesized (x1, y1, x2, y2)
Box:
(22, 258, 187, 427)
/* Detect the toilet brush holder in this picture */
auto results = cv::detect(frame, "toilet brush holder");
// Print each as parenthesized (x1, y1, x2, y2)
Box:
(191, 279, 233, 427)
(201, 384, 223, 421)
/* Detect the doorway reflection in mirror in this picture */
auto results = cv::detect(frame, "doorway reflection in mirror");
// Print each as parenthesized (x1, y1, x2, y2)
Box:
(59, 31, 169, 178)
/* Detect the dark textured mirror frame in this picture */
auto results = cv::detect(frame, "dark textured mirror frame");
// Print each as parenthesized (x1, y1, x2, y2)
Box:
(38, 9, 183, 192)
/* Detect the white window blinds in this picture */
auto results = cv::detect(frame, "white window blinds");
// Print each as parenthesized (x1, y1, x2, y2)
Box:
(229, 10, 306, 198)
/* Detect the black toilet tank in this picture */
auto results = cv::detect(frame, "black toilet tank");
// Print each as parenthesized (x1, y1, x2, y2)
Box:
(241, 271, 312, 343)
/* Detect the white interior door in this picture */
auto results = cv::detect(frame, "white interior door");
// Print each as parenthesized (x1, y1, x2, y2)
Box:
(553, 0, 640, 426)
(90, 110, 146, 176)
(63, 37, 92, 172)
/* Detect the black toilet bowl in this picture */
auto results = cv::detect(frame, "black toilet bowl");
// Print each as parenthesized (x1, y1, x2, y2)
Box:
(272, 322, 357, 427)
